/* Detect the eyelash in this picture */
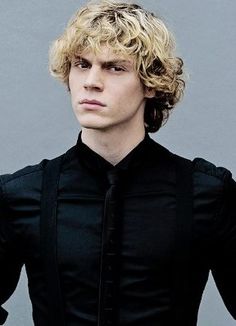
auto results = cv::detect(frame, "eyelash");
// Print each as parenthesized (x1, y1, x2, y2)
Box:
(73, 61, 88, 69)
(108, 66, 125, 72)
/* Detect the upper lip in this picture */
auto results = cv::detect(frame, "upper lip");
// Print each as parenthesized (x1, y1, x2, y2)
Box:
(79, 99, 106, 106)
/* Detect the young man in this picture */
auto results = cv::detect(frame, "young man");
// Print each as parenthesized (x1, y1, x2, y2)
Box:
(0, 1, 235, 325)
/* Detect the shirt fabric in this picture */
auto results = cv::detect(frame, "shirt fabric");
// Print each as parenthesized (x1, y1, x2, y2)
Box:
(0, 131, 236, 326)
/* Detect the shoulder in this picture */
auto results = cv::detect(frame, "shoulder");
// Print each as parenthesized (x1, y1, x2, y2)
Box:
(0, 150, 67, 200)
(149, 137, 234, 188)
(0, 159, 47, 186)
(0, 159, 47, 201)
(170, 152, 234, 199)
(190, 157, 235, 208)
(192, 157, 232, 182)
(191, 156, 235, 194)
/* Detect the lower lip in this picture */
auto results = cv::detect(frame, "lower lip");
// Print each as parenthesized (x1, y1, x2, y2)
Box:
(80, 103, 105, 110)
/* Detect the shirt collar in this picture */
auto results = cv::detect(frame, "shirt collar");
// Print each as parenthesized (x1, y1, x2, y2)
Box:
(76, 130, 156, 173)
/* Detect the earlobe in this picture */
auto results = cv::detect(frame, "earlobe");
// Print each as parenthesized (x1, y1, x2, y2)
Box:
(145, 87, 155, 99)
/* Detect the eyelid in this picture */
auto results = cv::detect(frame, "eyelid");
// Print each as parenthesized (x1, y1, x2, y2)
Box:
(73, 59, 89, 67)
(106, 64, 126, 71)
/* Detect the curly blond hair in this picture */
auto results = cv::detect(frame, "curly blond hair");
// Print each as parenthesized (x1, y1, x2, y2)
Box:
(49, 0, 185, 132)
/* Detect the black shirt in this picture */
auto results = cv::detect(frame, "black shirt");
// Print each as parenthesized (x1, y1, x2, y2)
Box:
(0, 132, 236, 325)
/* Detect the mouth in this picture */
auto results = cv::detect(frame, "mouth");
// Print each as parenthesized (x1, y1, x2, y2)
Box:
(79, 99, 106, 107)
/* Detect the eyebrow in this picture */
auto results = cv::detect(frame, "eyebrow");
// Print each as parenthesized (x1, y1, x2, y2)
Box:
(73, 55, 133, 67)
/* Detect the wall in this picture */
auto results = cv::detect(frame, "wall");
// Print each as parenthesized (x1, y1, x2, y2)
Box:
(0, 1, 235, 325)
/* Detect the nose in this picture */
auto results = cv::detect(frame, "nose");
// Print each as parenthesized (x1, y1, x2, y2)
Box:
(83, 66, 104, 91)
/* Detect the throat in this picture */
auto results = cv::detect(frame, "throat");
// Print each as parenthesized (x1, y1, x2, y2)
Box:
(81, 128, 146, 166)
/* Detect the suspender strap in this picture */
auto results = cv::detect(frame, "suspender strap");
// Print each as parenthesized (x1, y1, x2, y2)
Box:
(172, 154, 194, 324)
(40, 156, 65, 326)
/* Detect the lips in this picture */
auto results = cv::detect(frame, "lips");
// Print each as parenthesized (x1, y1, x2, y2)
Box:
(79, 99, 106, 106)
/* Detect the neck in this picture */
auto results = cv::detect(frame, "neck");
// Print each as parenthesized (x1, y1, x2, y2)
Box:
(81, 126, 146, 166)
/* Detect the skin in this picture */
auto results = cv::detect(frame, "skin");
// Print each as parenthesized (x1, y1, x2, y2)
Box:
(68, 46, 155, 165)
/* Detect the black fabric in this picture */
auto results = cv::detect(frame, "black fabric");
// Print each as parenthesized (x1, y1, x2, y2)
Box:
(40, 149, 194, 326)
(0, 131, 236, 326)
(0, 307, 7, 325)
(171, 154, 194, 324)
(40, 155, 65, 326)
(98, 170, 123, 326)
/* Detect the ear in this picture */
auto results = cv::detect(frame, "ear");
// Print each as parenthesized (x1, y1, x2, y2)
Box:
(144, 87, 155, 99)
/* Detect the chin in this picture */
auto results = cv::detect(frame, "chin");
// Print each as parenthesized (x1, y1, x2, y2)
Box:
(78, 118, 112, 131)
(79, 123, 110, 131)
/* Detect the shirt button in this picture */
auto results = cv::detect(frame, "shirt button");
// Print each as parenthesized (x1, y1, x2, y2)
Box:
(109, 238, 115, 245)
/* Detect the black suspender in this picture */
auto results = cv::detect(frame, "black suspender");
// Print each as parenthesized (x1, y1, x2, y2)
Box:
(172, 154, 194, 324)
(40, 153, 193, 325)
(40, 155, 65, 326)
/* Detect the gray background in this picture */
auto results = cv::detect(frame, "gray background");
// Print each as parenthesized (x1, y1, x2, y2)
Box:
(0, 1, 235, 325)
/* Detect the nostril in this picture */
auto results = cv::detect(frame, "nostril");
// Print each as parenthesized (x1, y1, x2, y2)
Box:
(83, 82, 104, 91)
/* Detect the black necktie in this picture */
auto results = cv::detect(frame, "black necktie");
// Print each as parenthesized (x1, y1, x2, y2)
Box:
(98, 169, 122, 326)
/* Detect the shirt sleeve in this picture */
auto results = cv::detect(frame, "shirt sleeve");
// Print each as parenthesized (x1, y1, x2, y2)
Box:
(0, 177, 23, 324)
(211, 173, 236, 320)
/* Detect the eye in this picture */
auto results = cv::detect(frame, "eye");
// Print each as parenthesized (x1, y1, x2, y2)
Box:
(107, 65, 125, 72)
(73, 60, 89, 69)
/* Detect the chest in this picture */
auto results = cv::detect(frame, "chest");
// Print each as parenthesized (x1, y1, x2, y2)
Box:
(56, 187, 176, 275)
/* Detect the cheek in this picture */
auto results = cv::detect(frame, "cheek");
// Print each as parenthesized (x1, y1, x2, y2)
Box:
(69, 69, 83, 91)
(125, 77, 144, 96)
(69, 74, 82, 104)
(68, 72, 76, 92)
(128, 85, 145, 105)
(114, 79, 142, 98)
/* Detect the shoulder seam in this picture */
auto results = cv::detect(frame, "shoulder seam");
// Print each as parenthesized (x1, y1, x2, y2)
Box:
(192, 157, 231, 182)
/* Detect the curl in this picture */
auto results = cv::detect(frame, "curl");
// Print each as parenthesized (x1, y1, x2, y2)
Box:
(49, 0, 186, 132)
